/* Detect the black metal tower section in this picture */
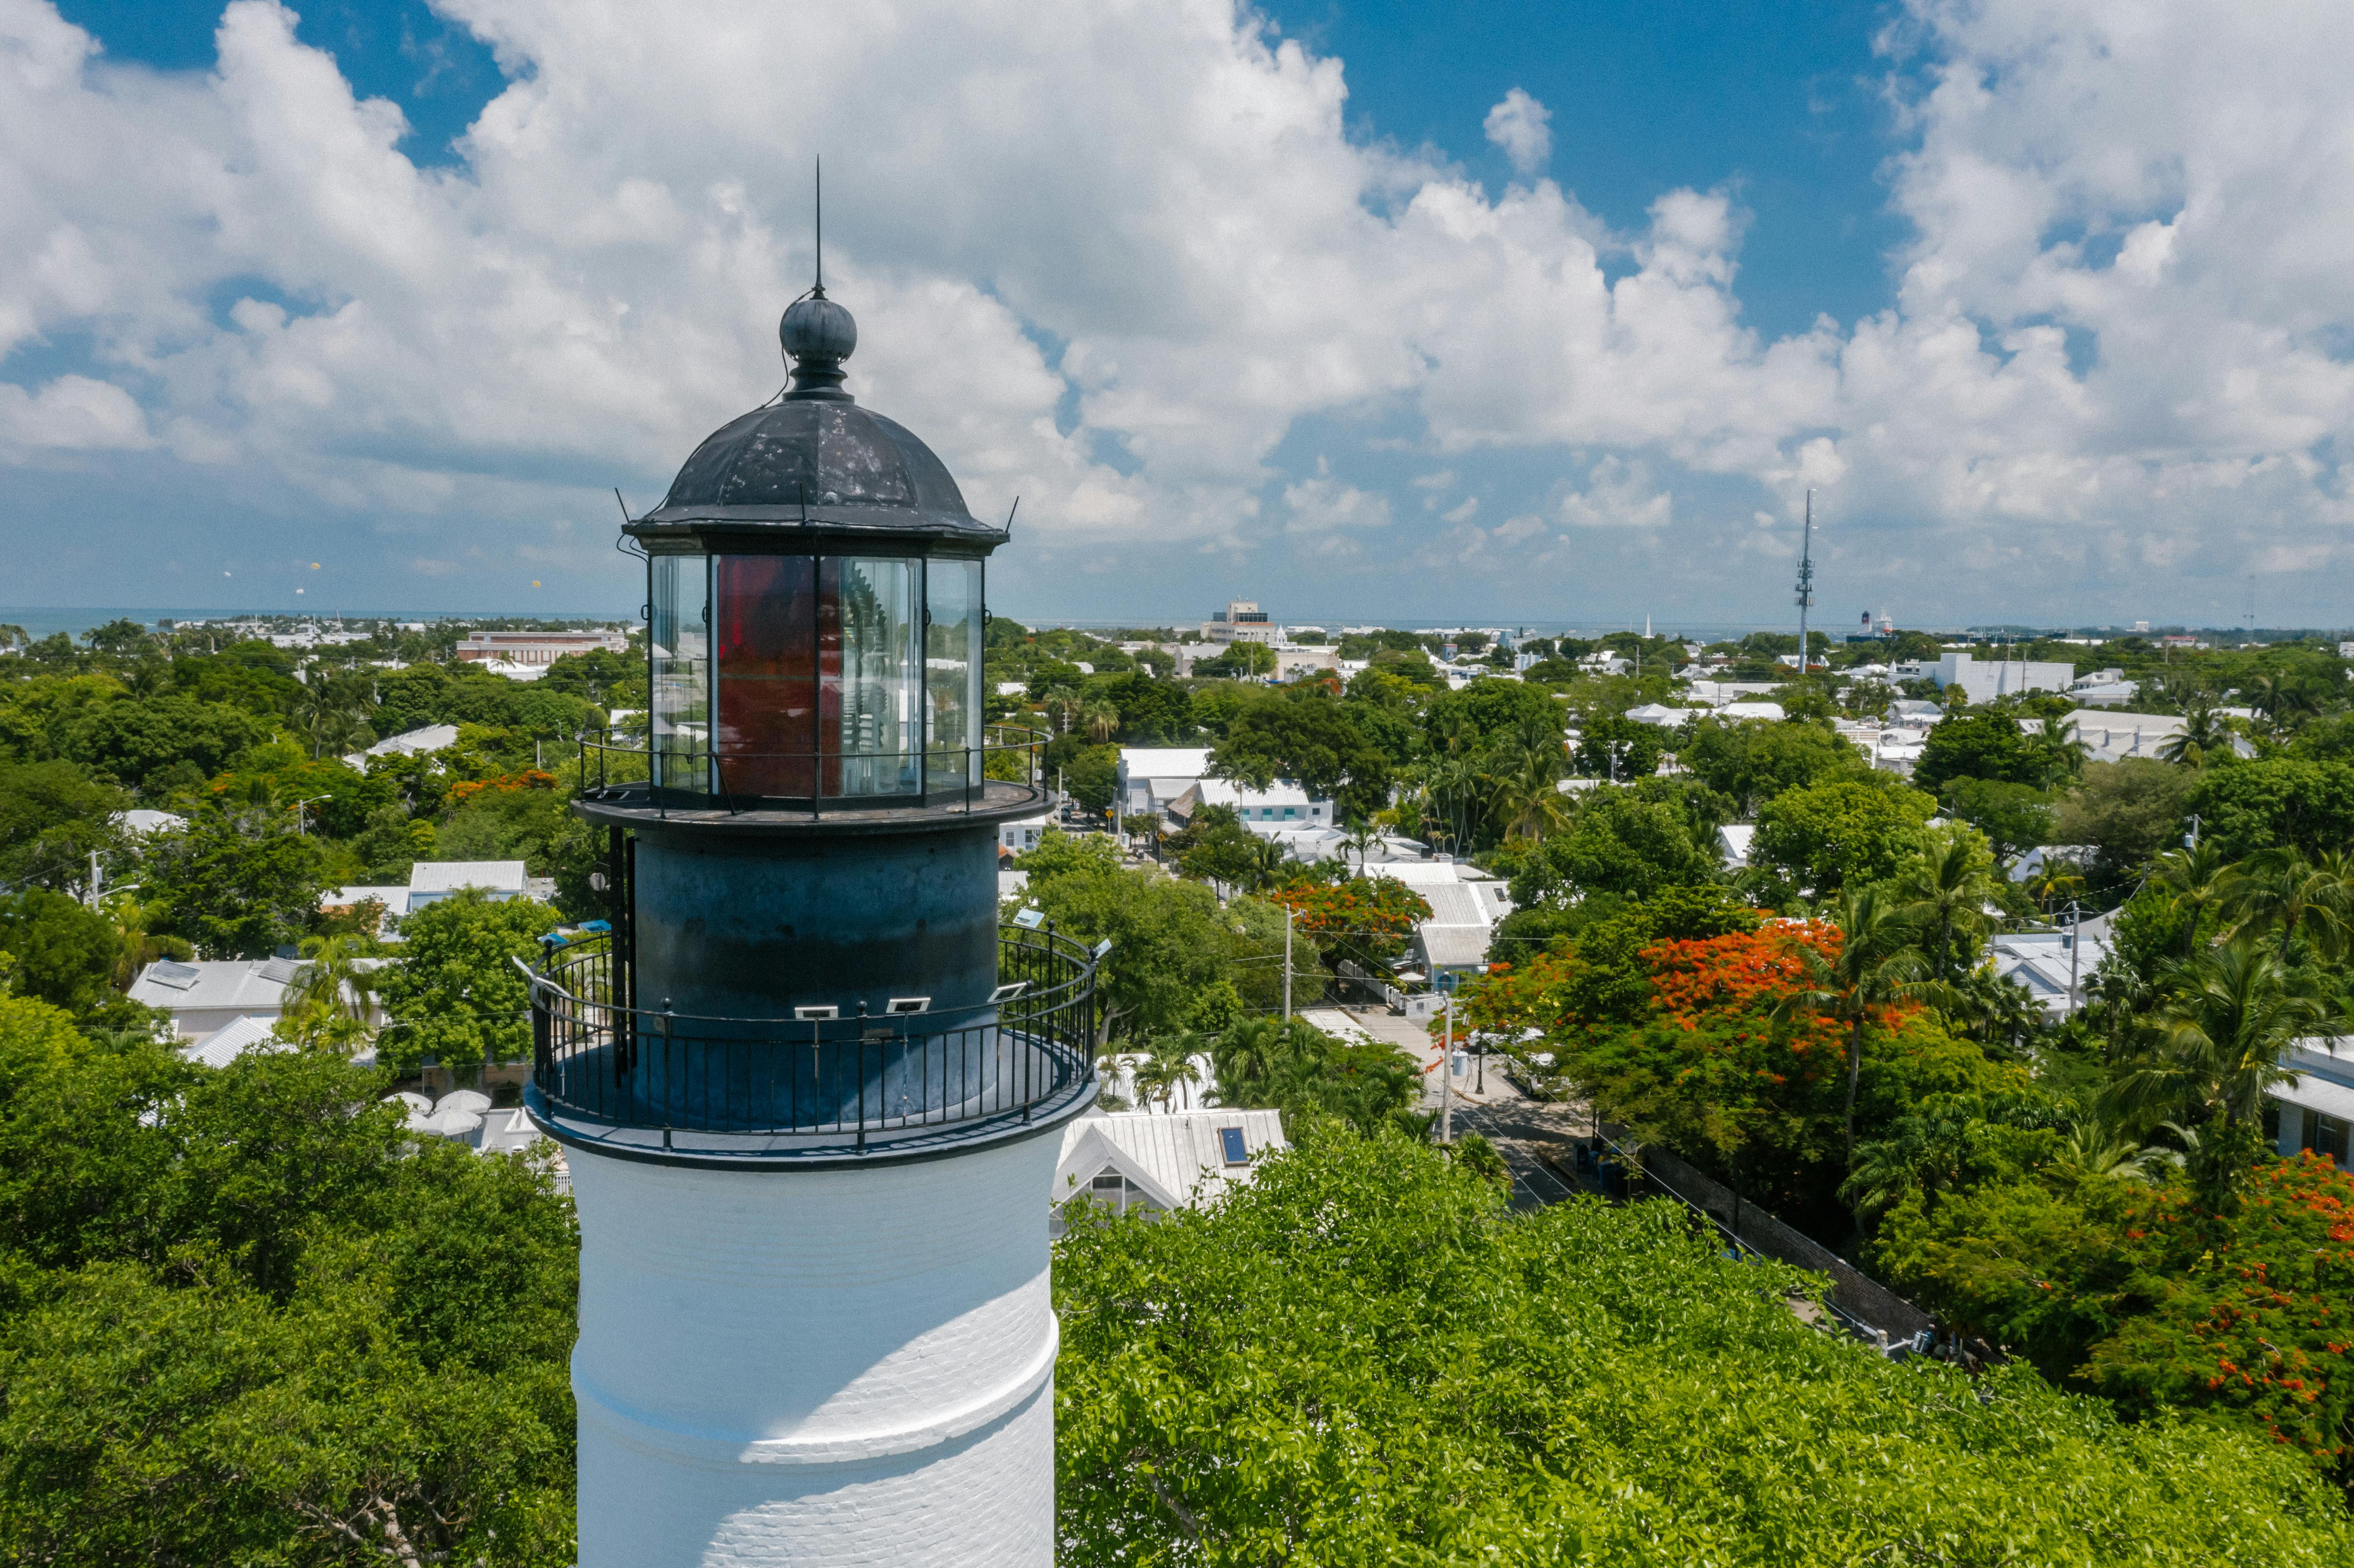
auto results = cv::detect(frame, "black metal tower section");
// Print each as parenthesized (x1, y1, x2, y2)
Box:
(526, 293, 1097, 1167)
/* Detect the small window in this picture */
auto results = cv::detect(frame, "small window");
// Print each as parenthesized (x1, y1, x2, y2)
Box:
(1218, 1126, 1249, 1164)
(1283, 807, 1297, 819)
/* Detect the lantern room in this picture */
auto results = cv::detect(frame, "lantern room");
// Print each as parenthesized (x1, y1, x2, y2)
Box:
(627, 287, 1002, 808)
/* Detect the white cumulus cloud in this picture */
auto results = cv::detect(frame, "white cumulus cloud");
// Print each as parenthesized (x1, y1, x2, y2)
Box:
(1482, 87, 1552, 177)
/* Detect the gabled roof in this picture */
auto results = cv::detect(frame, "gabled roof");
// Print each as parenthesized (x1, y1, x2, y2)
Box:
(129, 958, 296, 1014)
(1117, 747, 1214, 778)
(178, 1014, 288, 1068)
(1054, 1108, 1288, 1211)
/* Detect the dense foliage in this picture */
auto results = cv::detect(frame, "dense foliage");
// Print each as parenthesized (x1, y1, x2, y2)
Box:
(1055, 1125, 2354, 1565)
(0, 993, 577, 1565)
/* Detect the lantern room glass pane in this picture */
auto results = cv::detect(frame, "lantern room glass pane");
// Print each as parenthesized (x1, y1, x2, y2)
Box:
(822, 557, 920, 797)
(926, 559, 980, 790)
(650, 554, 709, 792)
(715, 555, 817, 798)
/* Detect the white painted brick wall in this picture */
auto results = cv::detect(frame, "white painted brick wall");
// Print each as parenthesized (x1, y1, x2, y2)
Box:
(571, 1132, 1062, 1566)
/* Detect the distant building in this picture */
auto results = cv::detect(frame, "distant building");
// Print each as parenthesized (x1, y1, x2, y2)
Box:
(1912, 653, 2075, 704)
(453, 628, 629, 668)
(1201, 600, 1278, 646)
(2270, 1043, 2354, 1164)
(1374, 859, 1512, 984)
(344, 723, 461, 768)
(1990, 912, 2114, 1016)
(2058, 710, 2191, 765)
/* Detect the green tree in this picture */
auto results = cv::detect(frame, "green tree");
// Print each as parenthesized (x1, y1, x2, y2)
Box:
(373, 892, 563, 1074)
(1211, 691, 1392, 820)
(2107, 934, 2342, 1141)
(1750, 778, 1937, 898)
(2183, 755, 2354, 861)
(1500, 790, 1717, 905)
(1941, 776, 2054, 863)
(2052, 759, 2194, 876)
(0, 889, 122, 1017)
(60, 694, 270, 795)
(1890, 821, 2001, 982)
(1024, 858, 1287, 1043)
(1675, 717, 1861, 814)
(1569, 710, 1661, 783)
(146, 815, 329, 959)
(0, 760, 129, 893)
(1055, 1123, 2354, 1565)
(1915, 708, 2042, 793)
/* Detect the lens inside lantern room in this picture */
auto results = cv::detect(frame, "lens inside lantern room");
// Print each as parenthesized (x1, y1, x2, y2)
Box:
(648, 554, 982, 801)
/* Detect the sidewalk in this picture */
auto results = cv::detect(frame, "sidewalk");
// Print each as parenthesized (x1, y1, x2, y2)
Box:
(1341, 1004, 1520, 1108)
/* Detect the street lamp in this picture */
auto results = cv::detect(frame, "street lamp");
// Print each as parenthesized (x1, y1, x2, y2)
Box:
(292, 794, 333, 835)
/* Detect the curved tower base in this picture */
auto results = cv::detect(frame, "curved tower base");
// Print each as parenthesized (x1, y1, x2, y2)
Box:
(568, 1128, 1066, 1568)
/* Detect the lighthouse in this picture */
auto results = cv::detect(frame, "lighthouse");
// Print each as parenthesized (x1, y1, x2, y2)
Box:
(527, 282, 1096, 1566)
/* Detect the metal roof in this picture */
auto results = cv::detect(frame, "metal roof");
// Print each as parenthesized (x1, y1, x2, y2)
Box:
(1054, 1108, 1288, 1213)
(631, 296, 1002, 548)
(179, 1014, 286, 1069)
(409, 860, 528, 894)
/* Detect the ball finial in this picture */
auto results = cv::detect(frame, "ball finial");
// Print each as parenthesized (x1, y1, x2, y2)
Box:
(780, 296, 857, 400)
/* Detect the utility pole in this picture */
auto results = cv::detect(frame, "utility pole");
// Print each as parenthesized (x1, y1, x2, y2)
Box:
(1439, 990, 1454, 1144)
(1794, 488, 1815, 681)
(1283, 905, 1294, 1020)
(2066, 898, 2083, 1014)
(87, 850, 102, 909)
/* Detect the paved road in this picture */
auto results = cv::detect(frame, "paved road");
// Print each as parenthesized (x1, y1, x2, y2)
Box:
(1341, 1005, 1595, 1213)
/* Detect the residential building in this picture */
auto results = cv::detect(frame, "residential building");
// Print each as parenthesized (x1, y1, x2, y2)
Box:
(1272, 644, 1341, 680)
(1200, 599, 1278, 645)
(1165, 778, 1334, 831)
(1989, 912, 2114, 1016)
(129, 955, 389, 1043)
(1116, 746, 1215, 818)
(1375, 859, 1513, 984)
(2060, 709, 2190, 764)
(998, 812, 1051, 858)
(321, 860, 554, 930)
(1718, 824, 1757, 869)
(344, 722, 460, 768)
(1052, 1108, 1287, 1226)
(2269, 1042, 2354, 1163)
(453, 628, 629, 668)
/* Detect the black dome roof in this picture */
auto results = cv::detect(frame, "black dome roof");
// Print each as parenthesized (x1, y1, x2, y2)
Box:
(631, 295, 1003, 548)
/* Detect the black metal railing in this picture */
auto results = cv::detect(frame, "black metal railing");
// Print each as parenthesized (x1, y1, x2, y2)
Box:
(525, 924, 1097, 1147)
(572, 723, 1051, 818)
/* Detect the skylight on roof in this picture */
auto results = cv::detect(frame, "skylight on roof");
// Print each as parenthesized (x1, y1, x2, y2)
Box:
(1218, 1126, 1248, 1165)
(148, 961, 201, 990)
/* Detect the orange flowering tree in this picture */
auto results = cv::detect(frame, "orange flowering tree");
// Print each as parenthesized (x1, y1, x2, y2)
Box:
(1267, 876, 1431, 964)
(445, 768, 559, 808)
(1879, 1151, 2354, 1468)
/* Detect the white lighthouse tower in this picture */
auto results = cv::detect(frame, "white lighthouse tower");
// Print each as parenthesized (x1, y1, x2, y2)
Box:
(527, 286, 1095, 1565)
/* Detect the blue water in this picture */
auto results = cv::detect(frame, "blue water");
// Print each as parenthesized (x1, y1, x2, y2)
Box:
(0, 607, 632, 641)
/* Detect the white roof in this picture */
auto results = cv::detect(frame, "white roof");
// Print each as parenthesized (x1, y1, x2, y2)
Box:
(1718, 824, 1757, 868)
(1416, 880, 1509, 928)
(1719, 701, 1787, 721)
(1054, 1108, 1288, 1211)
(1372, 859, 1498, 887)
(179, 1014, 288, 1068)
(129, 958, 296, 1014)
(324, 884, 406, 909)
(1418, 926, 1494, 970)
(1990, 930, 2112, 1014)
(365, 723, 461, 757)
(1625, 704, 1691, 727)
(409, 860, 529, 894)
(1118, 747, 1214, 779)
(478, 1106, 546, 1157)
(118, 809, 187, 837)
(1193, 779, 1319, 809)
(2273, 1073, 2354, 1124)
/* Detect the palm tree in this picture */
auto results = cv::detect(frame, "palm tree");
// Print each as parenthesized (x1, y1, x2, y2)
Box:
(2025, 718, 2091, 787)
(2157, 703, 2234, 767)
(1893, 825, 1999, 981)
(2245, 672, 2322, 734)
(1136, 1037, 1203, 1112)
(1042, 684, 1080, 735)
(1339, 817, 1383, 874)
(1483, 717, 1572, 842)
(1080, 700, 1121, 745)
(289, 677, 366, 759)
(2220, 847, 2354, 964)
(279, 933, 380, 1053)
(2151, 840, 2235, 958)
(2107, 935, 2342, 1133)
(1244, 835, 1289, 892)
(2044, 1111, 2173, 1188)
(1776, 887, 1933, 1158)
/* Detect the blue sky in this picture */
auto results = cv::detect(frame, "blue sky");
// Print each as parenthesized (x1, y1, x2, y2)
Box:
(4, 0, 2351, 631)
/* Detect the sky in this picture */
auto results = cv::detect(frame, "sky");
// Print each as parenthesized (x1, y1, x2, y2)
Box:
(3, 0, 2353, 632)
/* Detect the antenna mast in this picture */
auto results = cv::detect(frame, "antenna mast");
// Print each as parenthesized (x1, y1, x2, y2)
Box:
(814, 156, 824, 297)
(1794, 489, 1815, 681)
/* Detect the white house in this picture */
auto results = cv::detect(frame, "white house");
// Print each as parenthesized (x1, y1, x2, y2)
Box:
(1989, 912, 2114, 1016)
(1052, 1107, 1287, 1224)
(998, 812, 1052, 858)
(1166, 778, 1334, 831)
(129, 955, 389, 1044)
(1116, 746, 1215, 818)
(1375, 859, 1512, 983)
(2270, 1042, 2354, 1164)
(322, 860, 553, 933)
(1718, 824, 1757, 869)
